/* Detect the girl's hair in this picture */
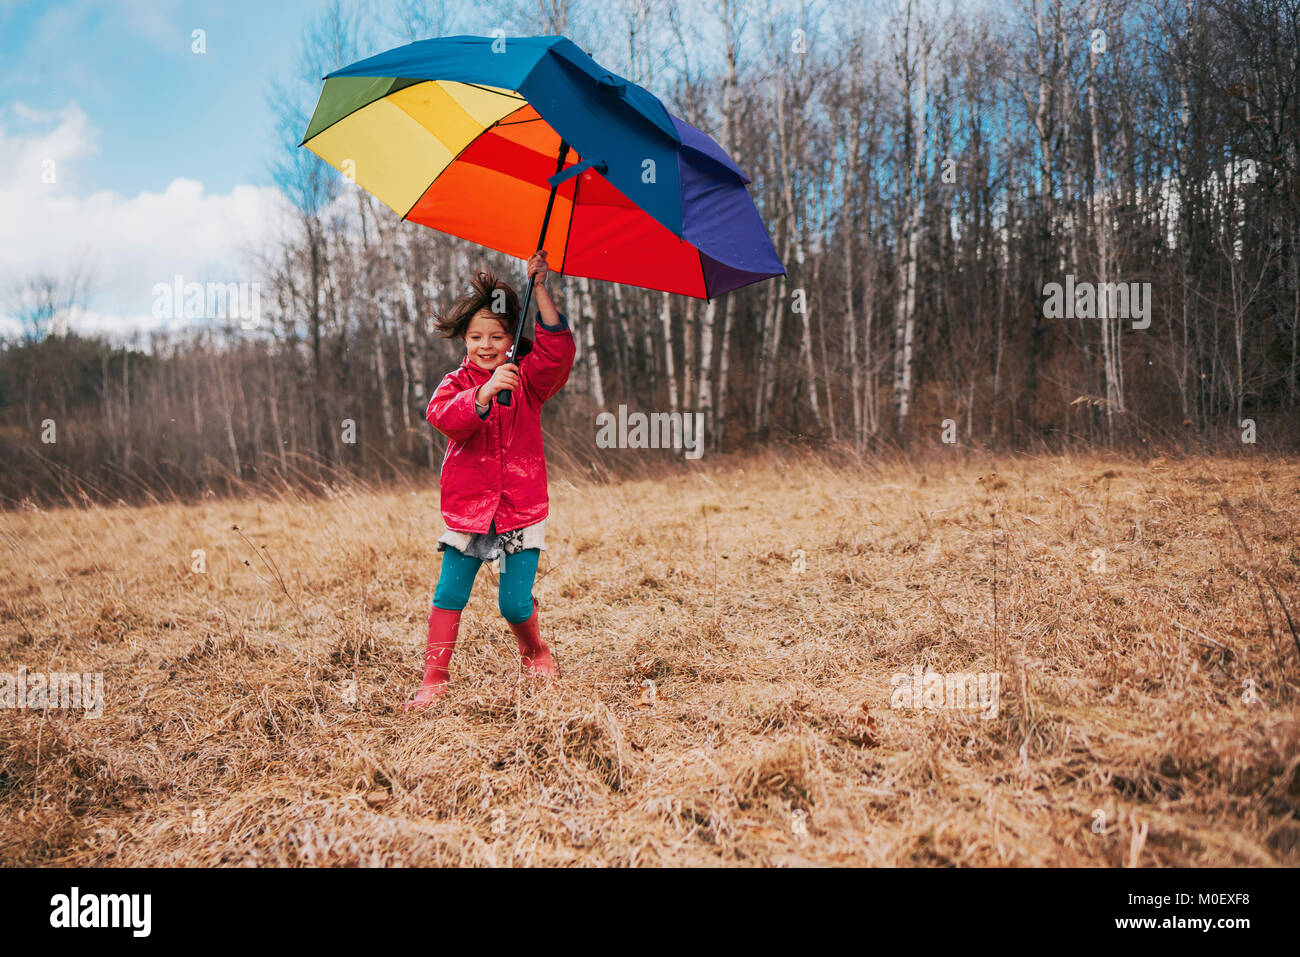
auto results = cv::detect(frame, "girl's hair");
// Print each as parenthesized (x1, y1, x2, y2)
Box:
(433, 270, 520, 339)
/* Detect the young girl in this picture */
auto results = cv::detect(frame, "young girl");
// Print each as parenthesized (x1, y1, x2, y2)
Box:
(404, 251, 576, 710)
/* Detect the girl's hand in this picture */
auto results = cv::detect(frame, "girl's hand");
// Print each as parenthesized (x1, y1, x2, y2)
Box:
(526, 250, 549, 287)
(477, 362, 520, 404)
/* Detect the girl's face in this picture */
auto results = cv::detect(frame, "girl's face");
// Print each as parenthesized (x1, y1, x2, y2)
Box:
(464, 308, 511, 370)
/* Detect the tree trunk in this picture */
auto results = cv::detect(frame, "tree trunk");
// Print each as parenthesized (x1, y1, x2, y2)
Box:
(698, 298, 716, 438)
(660, 291, 678, 413)
(578, 277, 605, 407)
(715, 296, 736, 451)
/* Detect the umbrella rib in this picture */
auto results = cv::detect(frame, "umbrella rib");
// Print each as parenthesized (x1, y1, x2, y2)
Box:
(299, 77, 430, 147)
(398, 106, 550, 224)
(302, 79, 524, 148)
(557, 160, 579, 277)
(458, 81, 527, 101)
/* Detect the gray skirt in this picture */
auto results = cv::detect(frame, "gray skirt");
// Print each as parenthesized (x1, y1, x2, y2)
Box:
(436, 518, 547, 562)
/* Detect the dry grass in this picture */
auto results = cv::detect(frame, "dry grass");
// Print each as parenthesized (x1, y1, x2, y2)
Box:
(2, 451, 1299, 866)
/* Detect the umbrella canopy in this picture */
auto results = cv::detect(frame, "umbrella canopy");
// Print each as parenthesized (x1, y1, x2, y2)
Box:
(299, 35, 783, 299)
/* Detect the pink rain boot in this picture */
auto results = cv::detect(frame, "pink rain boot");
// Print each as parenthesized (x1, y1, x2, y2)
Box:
(402, 607, 461, 710)
(507, 601, 556, 678)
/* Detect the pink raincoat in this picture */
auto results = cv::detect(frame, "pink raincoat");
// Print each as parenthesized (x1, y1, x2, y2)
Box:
(426, 317, 576, 533)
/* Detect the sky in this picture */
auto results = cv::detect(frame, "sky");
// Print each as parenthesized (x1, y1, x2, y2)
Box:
(0, 0, 344, 339)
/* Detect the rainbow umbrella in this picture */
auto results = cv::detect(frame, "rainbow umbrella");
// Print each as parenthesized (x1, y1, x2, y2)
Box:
(299, 34, 783, 403)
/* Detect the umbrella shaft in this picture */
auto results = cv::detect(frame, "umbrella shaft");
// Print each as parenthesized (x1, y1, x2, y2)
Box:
(509, 141, 570, 364)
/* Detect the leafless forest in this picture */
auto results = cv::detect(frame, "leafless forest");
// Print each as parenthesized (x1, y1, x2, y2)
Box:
(3, 0, 1298, 503)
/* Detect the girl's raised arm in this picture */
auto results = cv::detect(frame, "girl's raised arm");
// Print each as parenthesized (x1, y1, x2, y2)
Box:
(520, 314, 576, 404)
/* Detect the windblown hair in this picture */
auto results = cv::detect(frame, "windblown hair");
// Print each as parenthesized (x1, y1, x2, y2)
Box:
(433, 270, 520, 339)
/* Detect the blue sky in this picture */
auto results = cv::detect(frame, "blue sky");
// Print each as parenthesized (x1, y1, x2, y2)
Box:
(0, 0, 323, 198)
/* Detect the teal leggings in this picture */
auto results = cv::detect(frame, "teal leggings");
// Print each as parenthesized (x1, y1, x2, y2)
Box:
(432, 547, 539, 624)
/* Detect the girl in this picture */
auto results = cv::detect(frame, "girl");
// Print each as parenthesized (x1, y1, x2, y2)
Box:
(404, 251, 576, 710)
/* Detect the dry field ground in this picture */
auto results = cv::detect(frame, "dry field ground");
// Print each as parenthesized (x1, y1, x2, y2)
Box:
(2, 452, 1298, 866)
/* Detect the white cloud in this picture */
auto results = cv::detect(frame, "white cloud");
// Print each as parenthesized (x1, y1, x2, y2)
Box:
(0, 99, 293, 340)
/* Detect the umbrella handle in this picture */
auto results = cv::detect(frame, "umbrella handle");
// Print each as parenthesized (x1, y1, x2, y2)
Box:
(496, 273, 537, 408)
(498, 140, 571, 408)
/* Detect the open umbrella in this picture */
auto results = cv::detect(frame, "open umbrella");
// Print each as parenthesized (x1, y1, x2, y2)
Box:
(299, 34, 783, 404)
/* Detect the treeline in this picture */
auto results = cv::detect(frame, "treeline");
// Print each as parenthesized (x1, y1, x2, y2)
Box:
(3, 0, 1298, 504)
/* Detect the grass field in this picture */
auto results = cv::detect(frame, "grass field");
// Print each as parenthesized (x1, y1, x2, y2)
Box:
(2, 452, 1298, 866)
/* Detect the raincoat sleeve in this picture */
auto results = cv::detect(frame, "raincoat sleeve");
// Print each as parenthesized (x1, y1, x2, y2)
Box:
(521, 312, 577, 404)
(427, 374, 486, 441)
